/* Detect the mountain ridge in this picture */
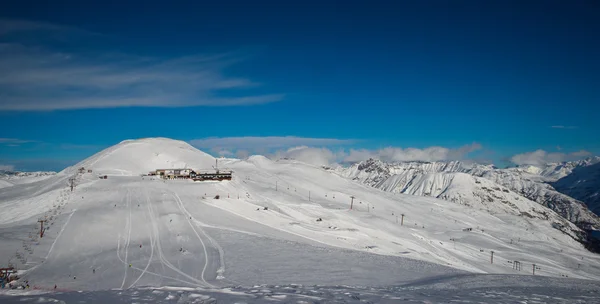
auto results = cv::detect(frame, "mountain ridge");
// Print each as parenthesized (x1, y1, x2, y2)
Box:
(337, 157, 600, 232)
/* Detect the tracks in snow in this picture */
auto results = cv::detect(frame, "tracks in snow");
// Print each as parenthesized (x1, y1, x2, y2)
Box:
(113, 186, 225, 289)
(116, 188, 206, 289)
(127, 189, 155, 289)
(171, 191, 218, 288)
(120, 189, 132, 289)
(147, 190, 209, 287)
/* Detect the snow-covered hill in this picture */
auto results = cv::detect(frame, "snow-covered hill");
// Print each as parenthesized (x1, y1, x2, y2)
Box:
(339, 158, 600, 230)
(61, 137, 216, 176)
(553, 162, 600, 216)
(1, 138, 600, 299)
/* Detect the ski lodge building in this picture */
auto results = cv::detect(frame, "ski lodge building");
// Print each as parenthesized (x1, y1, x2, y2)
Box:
(150, 166, 232, 181)
(152, 168, 193, 179)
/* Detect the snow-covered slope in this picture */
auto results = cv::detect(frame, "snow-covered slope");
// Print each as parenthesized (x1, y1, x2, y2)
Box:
(61, 137, 216, 176)
(0, 171, 56, 186)
(0, 179, 13, 189)
(1, 138, 600, 297)
(340, 158, 600, 230)
(400, 172, 565, 221)
(471, 168, 599, 229)
(3, 275, 600, 303)
(553, 162, 600, 216)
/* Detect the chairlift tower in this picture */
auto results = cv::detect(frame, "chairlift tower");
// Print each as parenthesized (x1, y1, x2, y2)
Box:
(212, 159, 220, 174)
(38, 219, 45, 238)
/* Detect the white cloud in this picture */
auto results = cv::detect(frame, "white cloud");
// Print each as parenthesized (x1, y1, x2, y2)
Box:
(343, 143, 482, 163)
(268, 143, 482, 166)
(235, 150, 250, 160)
(190, 136, 355, 151)
(273, 146, 343, 167)
(510, 149, 592, 166)
(190, 136, 483, 166)
(214, 149, 234, 157)
(0, 20, 283, 110)
(0, 164, 15, 171)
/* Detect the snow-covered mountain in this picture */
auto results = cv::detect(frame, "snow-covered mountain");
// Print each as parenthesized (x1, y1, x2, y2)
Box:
(553, 162, 600, 216)
(534, 156, 600, 181)
(339, 158, 600, 230)
(2, 138, 600, 299)
(61, 137, 216, 176)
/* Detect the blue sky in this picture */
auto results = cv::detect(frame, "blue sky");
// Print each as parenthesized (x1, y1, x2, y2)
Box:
(1, 0, 599, 171)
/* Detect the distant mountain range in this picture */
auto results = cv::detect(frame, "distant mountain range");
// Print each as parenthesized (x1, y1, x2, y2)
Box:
(553, 162, 600, 217)
(335, 157, 600, 232)
(0, 170, 56, 188)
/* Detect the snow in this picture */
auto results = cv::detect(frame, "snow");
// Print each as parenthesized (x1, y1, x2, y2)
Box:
(2, 276, 600, 303)
(341, 158, 600, 230)
(62, 137, 216, 176)
(1, 138, 600, 302)
(0, 179, 12, 189)
(0, 171, 56, 186)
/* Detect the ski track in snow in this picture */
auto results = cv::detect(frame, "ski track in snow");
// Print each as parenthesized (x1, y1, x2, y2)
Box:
(150, 192, 207, 287)
(44, 209, 76, 261)
(114, 188, 203, 288)
(171, 191, 215, 288)
(127, 189, 155, 289)
(120, 189, 133, 289)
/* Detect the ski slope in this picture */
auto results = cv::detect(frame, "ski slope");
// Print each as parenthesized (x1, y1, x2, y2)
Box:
(1, 138, 600, 300)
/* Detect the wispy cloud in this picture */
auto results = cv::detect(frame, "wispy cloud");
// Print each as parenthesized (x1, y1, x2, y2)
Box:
(550, 126, 578, 129)
(0, 19, 101, 37)
(0, 19, 283, 111)
(0, 138, 38, 146)
(58, 143, 105, 150)
(510, 149, 592, 166)
(0, 138, 33, 144)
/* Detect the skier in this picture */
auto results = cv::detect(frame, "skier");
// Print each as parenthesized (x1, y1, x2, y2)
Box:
(140, 244, 142, 248)
(93, 269, 95, 274)
(54, 284, 57, 290)
(129, 264, 132, 268)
